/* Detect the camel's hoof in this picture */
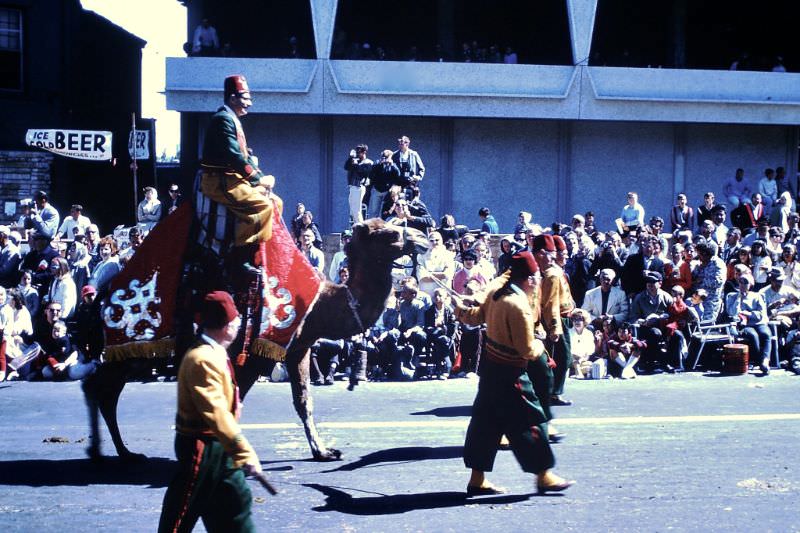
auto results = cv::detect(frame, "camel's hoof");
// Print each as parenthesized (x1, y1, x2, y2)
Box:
(313, 448, 343, 462)
(86, 446, 104, 464)
(119, 451, 147, 464)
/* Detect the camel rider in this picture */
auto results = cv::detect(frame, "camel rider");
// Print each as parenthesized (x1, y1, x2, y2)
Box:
(199, 74, 282, 248)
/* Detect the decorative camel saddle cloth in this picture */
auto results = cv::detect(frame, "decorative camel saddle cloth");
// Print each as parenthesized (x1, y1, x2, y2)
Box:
(102, 191, 321, 362)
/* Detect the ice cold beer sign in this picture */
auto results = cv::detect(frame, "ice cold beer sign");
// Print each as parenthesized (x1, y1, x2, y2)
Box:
(26, 129, 112, 161)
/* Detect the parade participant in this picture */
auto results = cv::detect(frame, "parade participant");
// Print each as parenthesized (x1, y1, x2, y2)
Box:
(199, 75, 280, 250)
(453, 251, 574, 496)
(543, 235, 575, 405)
(158, 291, 262, 532)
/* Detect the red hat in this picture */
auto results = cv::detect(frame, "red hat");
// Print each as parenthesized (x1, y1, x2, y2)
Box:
(532, 234, 555, 252)
(510, 251, 539, 278)
(81, 285, 97, 298)
(224, 75, 249, 97)
(202, 291, 239, 329)
(552, 235, 567, 252)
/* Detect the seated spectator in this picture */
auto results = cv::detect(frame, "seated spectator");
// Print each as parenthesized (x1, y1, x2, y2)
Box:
(167, 183, 184, 215)
(568, 309, 595, 378)
(765, 227, 784, 261)
(424, 288, 456, 379)
(57, 204, 91, 239)
(584, 211, 597, 237)
(630, 271, 675, 373)
(20, 233, 60, 297)
(724, 272, 771, 375)
(770, 191, 793, 233)
(721, 228, 743, 263)
(397, 279, 427, 369)
(452, 249, 486, 295)
(742, 218, 770, 246)
(785, 212, 800, 245)
(16, 270, 39, 319)
(778, 243, 800, 292)
(620, 192, 645, 233)
(758, 168, 778, 214)
(472, 240, 496, 281)
(588, 239, 624, 281)
(0, 225, 21, 287)
(367, 293, 413, 380)
(119, 226, 145, 266)
(725, 249, 751, 293)
(731, 193, 764, 236)
(723, 168, 752, 208)
(389, 187, 434, 233)
(663, 285, 699, 370)
(621, 236, 665, 298)
(310, 338, 345, 385)
(1, 289, 34, 381)
(670, 193, 694, 233)
(418, 232, 455, 297)
(89, 236, 122, 297)
(608, 322, 646, 379)
(513, 211, 533, 236)
(47, 257, 77, 320)
(582, 268, 628, 329)
(437, 214, 462, 244)
(710, 205, 729, 246)
(300, 228, 325, 278)
(290, 203, 306, 241)
(67, 240, 92, 292)
(748, 239, 772, 289)
(664, 242, 693, 293)
(497, 237, 520, 275)
(760, 268, 800, 351)
(478, 207, 499, 234)
(564, 232, 592, 307)
(697, 192, 716, 226)
(137, 187, 162, 232)
(691, 241, 726, 322)
(380, 186, 404, 220)
(40, 320, 97, 381)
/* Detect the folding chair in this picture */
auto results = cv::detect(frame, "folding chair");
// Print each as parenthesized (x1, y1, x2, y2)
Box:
(689, 320, 736, 370)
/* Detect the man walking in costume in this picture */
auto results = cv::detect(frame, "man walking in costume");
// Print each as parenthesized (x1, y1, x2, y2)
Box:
(199, 75, 281, 249)
(159, 291, 262, 532)
(453, 251, 574, 496)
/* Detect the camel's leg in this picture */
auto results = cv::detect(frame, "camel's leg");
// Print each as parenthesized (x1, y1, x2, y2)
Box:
(81, 374, 103, 461)
(87, 363, 145, 462)
(285, 342, 341, 461)
(236, 354, 274, 401)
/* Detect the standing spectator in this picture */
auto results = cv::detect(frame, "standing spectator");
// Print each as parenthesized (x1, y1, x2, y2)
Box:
(570, 214, 596, 253)
(418, 232, 455, 297)
(452, 249, 486, 295)
(367, 150, 400, 219)
(478, 207, 499, 234)
(300, 229, 325, 277)
(723, 168, 752, 208)
(57, 204, 91, 239)
(290, 203, 306, 240)
(392, 135, 425, 197)
(503, 46, 518, 64)
(344, 144, 373, 225)
(497, 237, 520, 275)
(765, 227, 784, 261)
(47, 257, 77, 320)
(750, 240, 772, 289)
(620, 192, 644, 232)
(778, 244, 800, 292)
(711, 205, 730, 246)
(620, 237, 665, 298)
(192, 18, 220, 56)
(0, 225, 21, 287)
(119, 226, 144, 266)
(16, 198, 32, 231)
(758, 168, 779, 214)
(664, 242, 693, 293)
(724, 273, 771, 375)
(27, 190, 60, 240)
(697, 192, 717, 226)
(669, 193, 694, 233)
(85, 224, 101, 269)
(328, 230, 351, 283)
(167, 184, 184, 215)
(137, 186, 162, 232)
(770, 191, 793, 233)
(67, 241, 92, 293)
(775, 166, 796, 201)
(692, 241, 726, 322)
(73, 285, 104, 361)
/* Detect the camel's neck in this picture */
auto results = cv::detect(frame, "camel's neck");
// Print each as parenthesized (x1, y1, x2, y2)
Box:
(348, 259, 394, 321)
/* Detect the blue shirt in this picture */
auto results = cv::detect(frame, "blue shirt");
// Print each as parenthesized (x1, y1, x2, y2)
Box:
(481, 215, 499, 234)
(398, 298, 425, 331)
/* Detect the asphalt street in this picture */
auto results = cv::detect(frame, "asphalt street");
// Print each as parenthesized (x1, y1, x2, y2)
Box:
(0, 369, 798, 532)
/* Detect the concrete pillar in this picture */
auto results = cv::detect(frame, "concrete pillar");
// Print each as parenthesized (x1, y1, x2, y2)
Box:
(673, 124, 687, 197)
(310, 0, 338, 59)
(319, 116, 334, 232)
(438, 118, 454, 217)
(566, 0, 599, 65)
(557, 121, 572, 220)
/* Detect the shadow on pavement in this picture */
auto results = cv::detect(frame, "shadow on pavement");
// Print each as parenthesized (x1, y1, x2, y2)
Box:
(322, 446, 462, 473)
(305, 483, 532, 515)
(410, 405, 471, 417)
(0, 457, 174, 487)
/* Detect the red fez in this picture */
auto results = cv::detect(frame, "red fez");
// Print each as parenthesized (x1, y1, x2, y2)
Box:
(81, 285, 97, 298)
(532, 234, 556, 252)
(224, 75, 249, 96)
(510, 251, 539, 278)
(202, 291, 239, 329)
(552, 235, 567, 252)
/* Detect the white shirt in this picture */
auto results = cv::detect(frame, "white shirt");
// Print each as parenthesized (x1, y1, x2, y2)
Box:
(58, 215, 92, 238)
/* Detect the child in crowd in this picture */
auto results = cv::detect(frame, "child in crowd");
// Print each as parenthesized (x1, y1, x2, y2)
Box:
(40, 320, 97, 381)
(608, 322, 646, 379)
(568, 309, 595, 378)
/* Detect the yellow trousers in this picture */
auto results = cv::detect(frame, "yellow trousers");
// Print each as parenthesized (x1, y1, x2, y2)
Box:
(199, 170, 283, 247)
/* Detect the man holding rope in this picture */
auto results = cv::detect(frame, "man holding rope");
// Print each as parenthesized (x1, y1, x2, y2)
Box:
(158, 291, 264, 532)
(452, 251, 574, 496)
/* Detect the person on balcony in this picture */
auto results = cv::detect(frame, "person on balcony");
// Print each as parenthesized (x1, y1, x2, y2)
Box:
(192, 18, 219, 56)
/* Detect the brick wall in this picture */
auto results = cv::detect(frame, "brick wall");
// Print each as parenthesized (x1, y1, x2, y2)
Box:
(0, 151, 53, 224)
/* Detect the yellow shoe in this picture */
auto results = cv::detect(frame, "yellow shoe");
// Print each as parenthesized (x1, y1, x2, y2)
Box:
(537, 471, 575, 494)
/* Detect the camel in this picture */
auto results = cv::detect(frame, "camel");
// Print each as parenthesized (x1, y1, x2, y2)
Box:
(82, 217, 427, 462)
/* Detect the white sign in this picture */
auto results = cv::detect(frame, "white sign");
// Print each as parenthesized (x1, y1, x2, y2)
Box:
(25, 129, 112, 161)
(128, 130, 150, 159)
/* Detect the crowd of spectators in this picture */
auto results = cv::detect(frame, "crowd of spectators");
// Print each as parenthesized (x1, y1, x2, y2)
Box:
(4, 157, 800, 385)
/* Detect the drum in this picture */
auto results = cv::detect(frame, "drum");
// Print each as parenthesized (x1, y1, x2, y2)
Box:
(722, 343, 749, 375)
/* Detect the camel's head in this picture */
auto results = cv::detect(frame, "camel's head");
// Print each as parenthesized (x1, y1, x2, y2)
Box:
(347, 218, 428, 263)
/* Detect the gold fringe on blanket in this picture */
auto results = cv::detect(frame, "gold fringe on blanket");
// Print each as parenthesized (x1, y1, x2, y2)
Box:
(249, 338, 287, 362)
(104, 337, 176, 362)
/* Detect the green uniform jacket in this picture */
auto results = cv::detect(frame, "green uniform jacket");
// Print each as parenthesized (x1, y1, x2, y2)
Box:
(201, 106, 264, 186)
